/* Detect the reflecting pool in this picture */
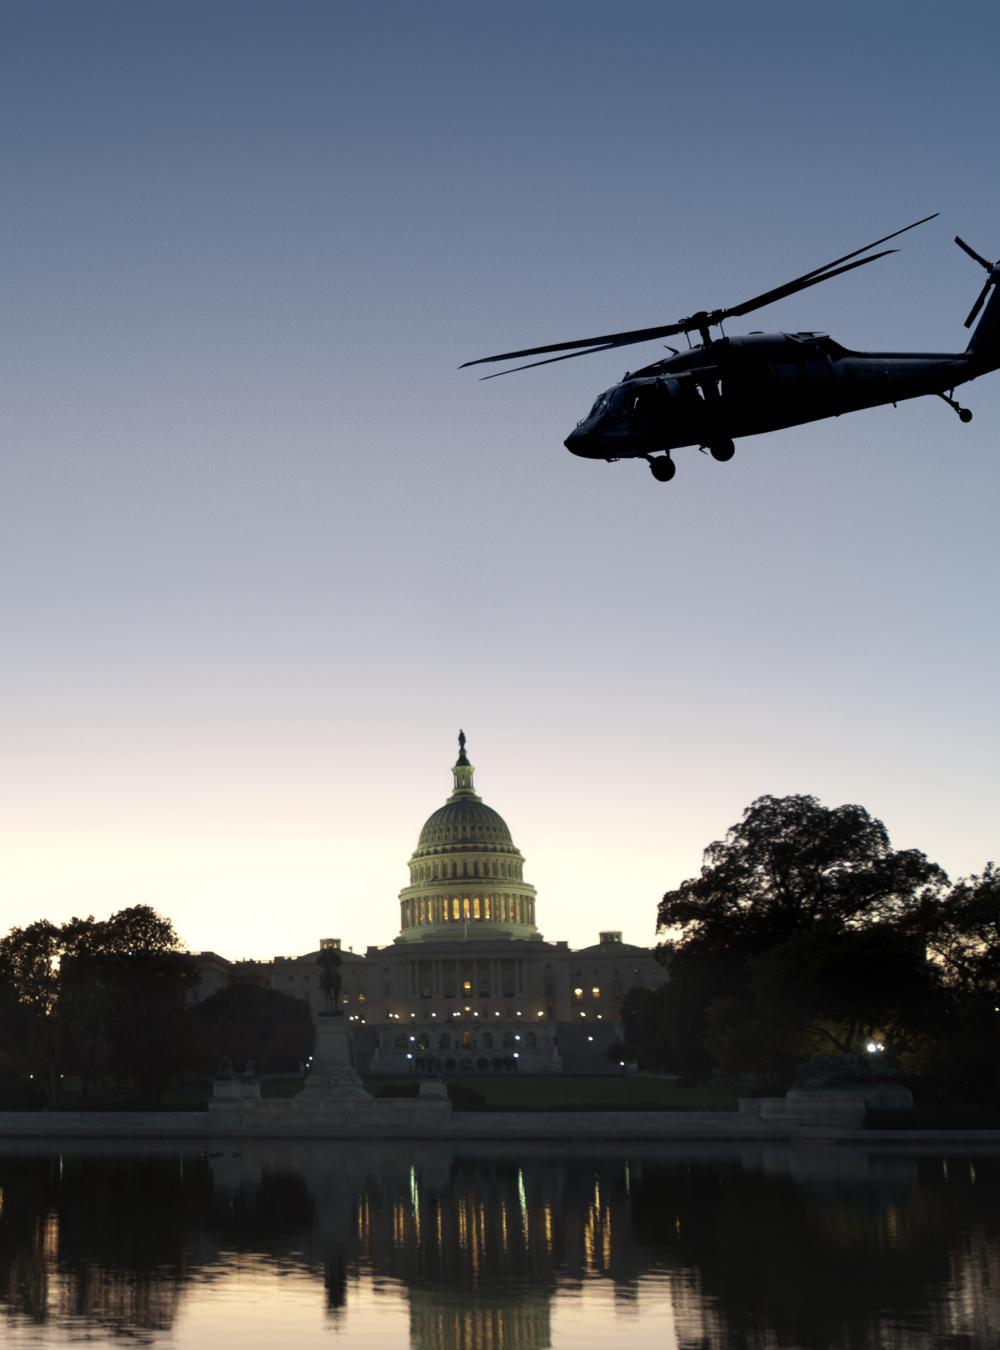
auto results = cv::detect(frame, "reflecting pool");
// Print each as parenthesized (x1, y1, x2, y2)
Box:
(1, 1140, 998, 1348)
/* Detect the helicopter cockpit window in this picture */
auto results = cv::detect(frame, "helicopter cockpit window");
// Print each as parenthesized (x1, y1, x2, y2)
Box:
(588, 392, 610, 418)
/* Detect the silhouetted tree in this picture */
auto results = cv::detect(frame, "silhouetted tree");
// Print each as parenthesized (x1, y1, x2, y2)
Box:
(919, 864, 1000, 1103)
(0, 921, 62, 1098)
(648, 796, 948, 1082)
(925, 863, 1000, 997)
(90, 909, 196, 1102)
(0, 907, 196, 1105)
(658, 795, 946, 955)
(184, 982, 314, 1076)
(750, 923, 937, 1052)
(0, 920, 62, 1014)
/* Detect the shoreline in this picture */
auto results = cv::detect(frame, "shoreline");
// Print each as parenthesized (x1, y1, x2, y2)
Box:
(3, 1108, 1000, 1146)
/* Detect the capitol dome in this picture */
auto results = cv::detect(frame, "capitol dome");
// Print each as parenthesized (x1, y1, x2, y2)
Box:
(397, 733, 540, 943)
(416, 798, 513, 852)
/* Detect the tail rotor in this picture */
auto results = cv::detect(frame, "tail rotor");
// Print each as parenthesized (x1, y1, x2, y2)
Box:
(955, 235, 1000, 328)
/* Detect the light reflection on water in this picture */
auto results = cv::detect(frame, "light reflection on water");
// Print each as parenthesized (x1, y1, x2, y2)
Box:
(0, 1141, 998, 1348)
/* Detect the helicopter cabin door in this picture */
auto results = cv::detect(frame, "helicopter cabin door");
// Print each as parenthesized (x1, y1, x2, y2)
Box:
(767, 336, 837, 425)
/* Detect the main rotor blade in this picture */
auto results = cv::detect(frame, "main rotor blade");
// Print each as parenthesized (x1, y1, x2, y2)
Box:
(720, 213, 937, 322)
(964, 278, 993, 329)
(724, 249, 897, 320)
(461, 212, 938, 374)
(956, 235, 992, 271)
(766, 212, 939, 290)
(460, 318, 689, 370)
(478, 342, 623, 379)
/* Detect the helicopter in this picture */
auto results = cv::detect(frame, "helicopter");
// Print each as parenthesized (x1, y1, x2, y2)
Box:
(461, 214, 1000, 482)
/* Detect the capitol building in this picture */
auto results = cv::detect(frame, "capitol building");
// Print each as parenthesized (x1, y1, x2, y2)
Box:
(198, 734, 666, 1074)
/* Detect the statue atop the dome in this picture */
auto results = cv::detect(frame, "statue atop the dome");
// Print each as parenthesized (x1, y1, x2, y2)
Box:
(457, 729, 469, 765)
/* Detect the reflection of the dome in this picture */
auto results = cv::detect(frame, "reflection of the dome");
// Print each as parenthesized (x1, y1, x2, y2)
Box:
(1, 1141, 999, 1349)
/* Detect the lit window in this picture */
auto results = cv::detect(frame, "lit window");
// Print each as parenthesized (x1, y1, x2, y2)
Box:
(591, 986, 601, 999)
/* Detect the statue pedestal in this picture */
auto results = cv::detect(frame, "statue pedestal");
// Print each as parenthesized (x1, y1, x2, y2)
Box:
(296, 1014, 371, 1102)
(212, 1079, 261, 1102)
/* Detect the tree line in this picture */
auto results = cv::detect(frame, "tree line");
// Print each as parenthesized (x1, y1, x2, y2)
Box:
(0, 906, 313, 1107)
(3, 795, 996, 1108)
(623, 794, 999, 1103)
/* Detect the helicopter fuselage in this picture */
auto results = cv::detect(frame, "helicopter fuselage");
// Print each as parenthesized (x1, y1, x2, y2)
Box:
(464, 214, 1000, 481)
(563, 331, 988, 461)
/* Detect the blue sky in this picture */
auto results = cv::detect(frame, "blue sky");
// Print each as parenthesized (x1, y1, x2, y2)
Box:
(2, 1, 998, 958)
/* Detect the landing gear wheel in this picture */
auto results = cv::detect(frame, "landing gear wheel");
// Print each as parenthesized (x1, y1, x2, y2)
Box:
(710, 438, 735, 462)
(649, 455, 676, 483)
(939, 392, 973, 423)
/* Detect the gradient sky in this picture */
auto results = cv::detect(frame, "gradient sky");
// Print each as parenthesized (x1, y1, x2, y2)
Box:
(2, 1, 998, 960)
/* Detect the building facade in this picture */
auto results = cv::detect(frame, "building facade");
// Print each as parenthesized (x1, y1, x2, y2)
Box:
(193, 734, 667, 1073)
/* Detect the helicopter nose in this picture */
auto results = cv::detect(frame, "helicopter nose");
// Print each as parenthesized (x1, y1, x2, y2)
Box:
(564, 426, 596, 457)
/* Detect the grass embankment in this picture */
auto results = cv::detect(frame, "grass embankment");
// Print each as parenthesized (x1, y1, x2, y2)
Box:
(93, 1075, 739, 1113)
(368, 1075, 738, 1112)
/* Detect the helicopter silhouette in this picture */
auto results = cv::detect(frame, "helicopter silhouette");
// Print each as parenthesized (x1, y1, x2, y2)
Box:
(462, 214, 1000, 482)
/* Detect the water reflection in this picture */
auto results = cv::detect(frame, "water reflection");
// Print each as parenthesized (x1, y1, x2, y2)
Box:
(1, 1140, 998, 1348)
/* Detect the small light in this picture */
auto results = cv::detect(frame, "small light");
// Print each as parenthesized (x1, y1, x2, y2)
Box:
(495, 1011, 500, 1017)
(579, 1012, 586, 1019)
(431, 1012, 437, 1018)
(619, 1060, 625, 1067)
(596, 1014, 603, 1020)
(537, 1011, 544, 1017)
(587, 1036, 594, 1042)
(473, 1011, 479, 1017)
(513, 1052, 519, 1058)
(516, 1010, 522, 1017)
(514, 1034, 521, 1041)
(405, 1053, 413, 1060)
(409, 1035, 416, 1042)
(410, 1012, 415, 1018)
